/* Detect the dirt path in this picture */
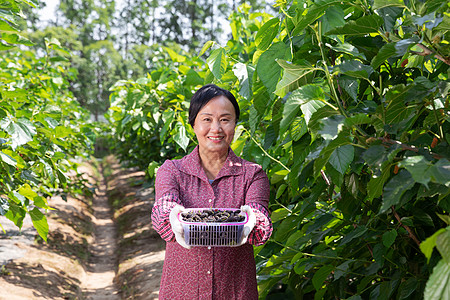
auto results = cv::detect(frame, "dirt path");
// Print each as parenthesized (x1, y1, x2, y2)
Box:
(0, 159, 165, 299)
(82, 167, 120, 299)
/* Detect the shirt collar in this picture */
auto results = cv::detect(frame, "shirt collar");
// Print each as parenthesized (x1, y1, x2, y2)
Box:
(180, 146, 244, 181)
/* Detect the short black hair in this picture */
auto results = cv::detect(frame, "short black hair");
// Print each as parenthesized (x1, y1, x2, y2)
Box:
(188, 84, 240, 127)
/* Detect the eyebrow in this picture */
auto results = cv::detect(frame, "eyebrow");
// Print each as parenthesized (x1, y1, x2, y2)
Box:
(199, 113, 233, 116)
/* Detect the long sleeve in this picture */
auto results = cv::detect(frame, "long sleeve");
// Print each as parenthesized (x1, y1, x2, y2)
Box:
(245, 167, 273, 246)
(151, 160, 183, 242)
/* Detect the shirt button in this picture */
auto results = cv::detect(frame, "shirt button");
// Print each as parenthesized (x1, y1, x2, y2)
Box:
(208, 199, 212, 203)
(207, 271, 211, 274)
(208, 246, 211, 250)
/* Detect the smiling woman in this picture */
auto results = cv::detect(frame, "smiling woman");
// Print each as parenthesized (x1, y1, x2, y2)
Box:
(151, 84, 273, 299)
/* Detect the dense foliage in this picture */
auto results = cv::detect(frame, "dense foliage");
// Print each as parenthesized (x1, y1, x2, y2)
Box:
(108, 0, 450, 298)
(0, 0, 94, 240)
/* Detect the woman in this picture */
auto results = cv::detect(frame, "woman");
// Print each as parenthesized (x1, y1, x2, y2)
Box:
(151, 84, 272, 299)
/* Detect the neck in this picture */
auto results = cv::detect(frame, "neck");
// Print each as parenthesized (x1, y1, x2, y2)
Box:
(198, 147, 229, 180)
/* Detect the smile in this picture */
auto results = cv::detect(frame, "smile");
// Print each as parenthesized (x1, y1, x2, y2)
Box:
(208, 137, 224, 141)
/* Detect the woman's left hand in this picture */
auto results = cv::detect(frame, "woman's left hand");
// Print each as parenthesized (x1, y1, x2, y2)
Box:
(239, 205, 256, 245)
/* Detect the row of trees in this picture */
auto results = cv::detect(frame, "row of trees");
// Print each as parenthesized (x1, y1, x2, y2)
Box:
(18, 0, 274, 118)
(0, 0, 95, 240)
(107, 0, 450, 298)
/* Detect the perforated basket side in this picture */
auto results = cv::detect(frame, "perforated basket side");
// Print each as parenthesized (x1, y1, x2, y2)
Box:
(182, 223, 244, 247)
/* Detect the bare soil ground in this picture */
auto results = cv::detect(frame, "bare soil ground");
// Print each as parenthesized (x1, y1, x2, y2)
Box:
(0, 157, 165, 299)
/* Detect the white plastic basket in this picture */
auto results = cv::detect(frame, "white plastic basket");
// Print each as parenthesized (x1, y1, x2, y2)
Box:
(178, 208, 248, 247)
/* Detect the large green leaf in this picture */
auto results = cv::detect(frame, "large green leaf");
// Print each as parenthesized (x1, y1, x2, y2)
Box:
(206, 48, 227, 80)
(424, 259, 450, 300)
(274, 59, 316, 97)
(329, 144, 354, 174)
(385, 85, 414, 125)
(421, 228, 447, 262)
(292, 0, 346, 35)
(367, 165, 391, 199)
(256, 42, 290, 97)
(232, 63, 254, 100)
(399, 156, 434, 187)
(373, 0, 406, 10)
(337, 60, 374, 80)
(255, 17, 280, 51)
(173, 122, 189, 151)
(280, 84, 325, 134)
(0, 118, 37, 149)
(382, 229, 398, 248)
(436, 229, 450, 264)
(326, 14, 384, 36)
(318, 115, 346, 140)
(0, 19, 17, 33)
(29, 207, 49, 241)
(1, 32, 34, 46)
(314, 132, 352, 178)
(312, 264, 334, 291)
(380, 170, 415, 213)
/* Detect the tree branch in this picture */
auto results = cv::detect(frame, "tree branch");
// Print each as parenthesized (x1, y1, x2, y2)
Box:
(376, 137, 443, 159)
(411, 43, 450, 66)
(392, 206, 421, 247)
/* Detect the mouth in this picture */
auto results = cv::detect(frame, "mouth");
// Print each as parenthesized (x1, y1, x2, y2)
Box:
(208, 136, 224, 141)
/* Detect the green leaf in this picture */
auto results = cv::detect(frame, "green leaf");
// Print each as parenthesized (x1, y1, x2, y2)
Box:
(147, 161, 159, 178)
(326, 14, 384, 36)
(385, 85, 414, 125)
(1, 32, 34, 46)
(436, 229, 450, 264)
(173, 122, 189, 151)
(382, 229, 398, 248)
(292, 0, 344, 35)
(380, 170, 415, 213)
(344, 113, 371, 127)
(424, 259, 450, 300)
(290, 117, 307, 141)
(0, 19, 17, 33)
(18, 183, 37, 201)
(4, 202, 26, 229)
(280, 84, 325, 134)
(340, 226, 368, 245)
(274, 59, 316, 97)
(337, 60, 374, 80)
(198, 40, 214, 56)
(0, 118, 37, 150)
(398, 156, 434, 187)
(276, 184, 287, 199)
(271, 207, 290, 223)
(29, 207, 48, 242)
(314, 132, 352, 178)
(0, 151, 17, 166)
(398, 277, 418, 299)
(318, 115, 346, 140)
(371, 43, 396, 69)
(373, 0, 406, 10)
(420, 228, 446, 262)
(232, 63, 254, 100)
(329, 144, 354, 174)
(321, 5, 346, 33)
(377, 7, 404, 32)
(312, 265, 334, 291)
(368, 166, 392, 199)
(255, 17, 279, 51)
(256, 42, 290, 97)
(206, 48, 227, 80)
(429, 159, 450, 186)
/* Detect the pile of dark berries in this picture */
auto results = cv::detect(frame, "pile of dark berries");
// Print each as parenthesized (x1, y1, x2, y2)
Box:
(181, 209, 245, 223)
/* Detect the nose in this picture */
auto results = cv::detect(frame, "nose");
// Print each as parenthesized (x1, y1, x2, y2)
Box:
(210, 120, 222, 132)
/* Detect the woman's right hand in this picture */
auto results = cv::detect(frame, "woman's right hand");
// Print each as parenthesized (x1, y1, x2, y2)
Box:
(169, 205, 191, 249)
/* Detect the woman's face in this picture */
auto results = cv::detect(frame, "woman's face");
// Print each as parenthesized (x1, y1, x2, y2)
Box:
(193, 95, 236, 156)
